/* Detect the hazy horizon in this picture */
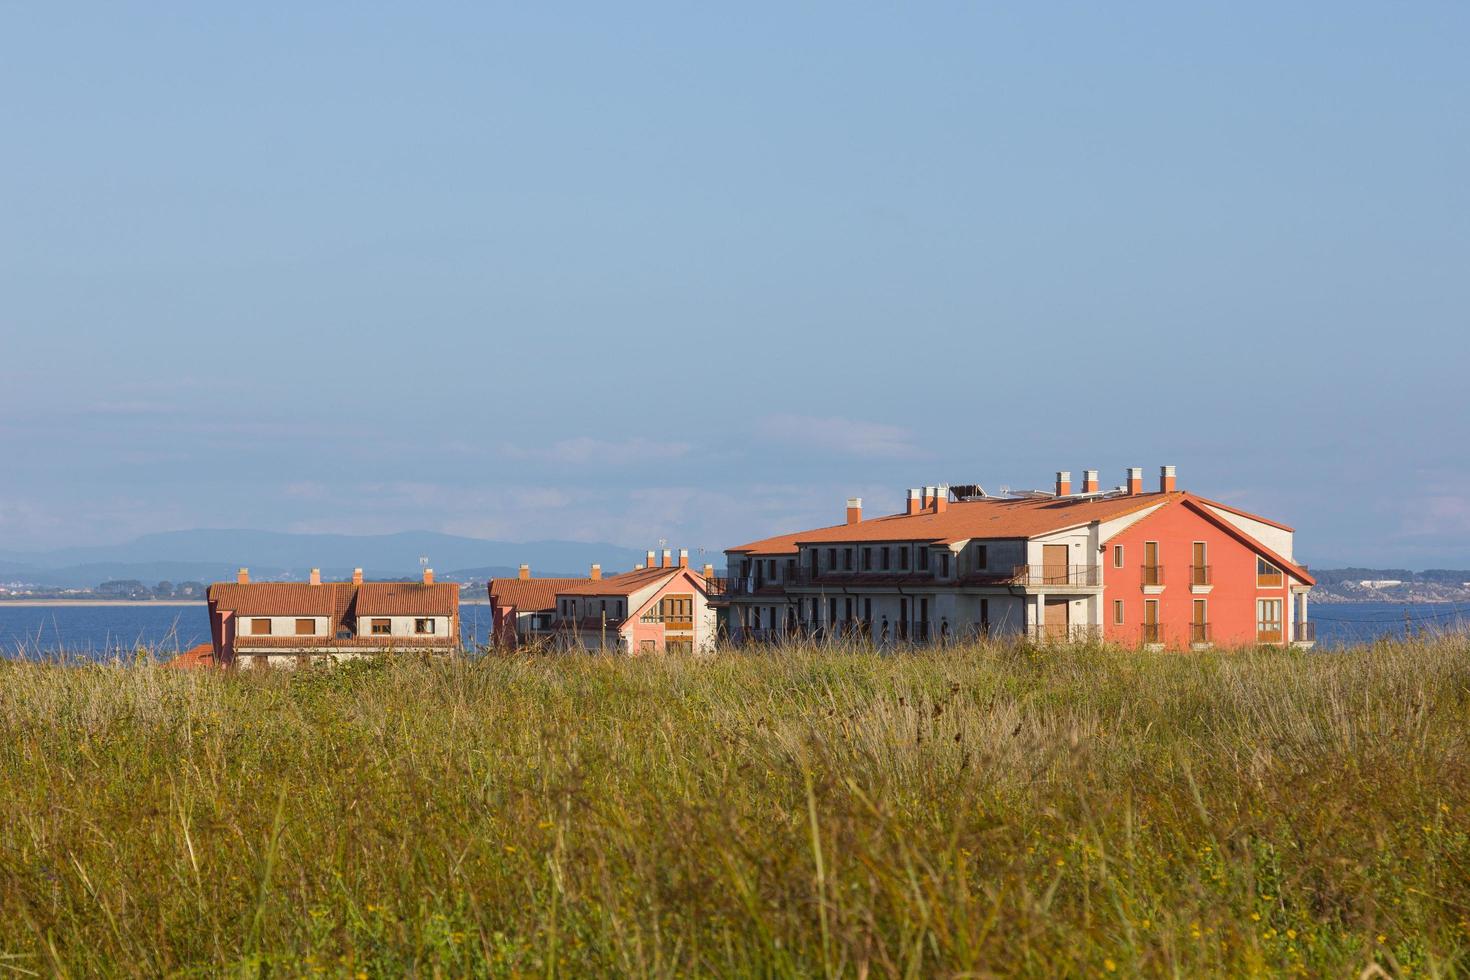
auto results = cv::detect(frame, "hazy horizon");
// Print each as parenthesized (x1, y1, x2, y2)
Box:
(3, 4, 1467, 567)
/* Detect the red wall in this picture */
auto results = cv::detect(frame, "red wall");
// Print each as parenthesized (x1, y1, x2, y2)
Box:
(1103, 501, 1292, 649)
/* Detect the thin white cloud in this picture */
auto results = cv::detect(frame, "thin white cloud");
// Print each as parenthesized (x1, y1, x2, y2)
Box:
(502, 437, 692, 466)
(757, 414, 925, 459)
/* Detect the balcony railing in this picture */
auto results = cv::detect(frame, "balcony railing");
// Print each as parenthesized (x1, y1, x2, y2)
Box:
(1009, 564, 1102, 587)
(1190, 622, 1211, 644)
(1293, 621, 1316, 642)
(1141, 623, 1163, 644)
(1190, 565, 1212, 587)
(1141, 565, 1165, 588)
(1027, 624, 1103, 643)
(1257, 572, 1284, 588)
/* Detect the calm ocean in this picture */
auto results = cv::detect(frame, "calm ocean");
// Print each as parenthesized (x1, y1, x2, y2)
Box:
(0, 603, 498, 660)
(1, 601, 1467, 660)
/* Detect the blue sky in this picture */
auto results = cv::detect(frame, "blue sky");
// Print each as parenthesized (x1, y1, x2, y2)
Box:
(2, 3, 1467, 567)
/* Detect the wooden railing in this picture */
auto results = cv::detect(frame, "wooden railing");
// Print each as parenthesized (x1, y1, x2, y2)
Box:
(1009, 564, 1101, 587)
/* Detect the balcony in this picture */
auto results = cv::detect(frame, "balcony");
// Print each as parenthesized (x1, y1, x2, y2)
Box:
(1008, 564, 1101, 588)
(1189, 622, 1212, 645)
(1190, 565, 1212, 588)
(1140, 564, 1164, 587)
(1141, 623, 1163, 645)
(1292, 621, 1316, 644)
(1026, 624, 1103, 644)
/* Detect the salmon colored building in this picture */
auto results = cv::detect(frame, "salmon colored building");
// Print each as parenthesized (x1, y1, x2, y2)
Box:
(490, 549, 720, 653)
(720, 466, 1314, 649)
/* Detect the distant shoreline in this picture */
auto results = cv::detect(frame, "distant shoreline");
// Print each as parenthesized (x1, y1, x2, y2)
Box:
(0, 600, 207, 607)
(0, 598, 491, 607)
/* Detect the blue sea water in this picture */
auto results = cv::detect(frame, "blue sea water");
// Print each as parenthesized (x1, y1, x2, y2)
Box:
(0, 602, 1465, 661)
(0, 603, 499, 660)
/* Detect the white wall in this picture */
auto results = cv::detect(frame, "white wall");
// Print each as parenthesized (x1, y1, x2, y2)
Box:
(238, 615, 331, 638)
(355, 614, 450, 637)
(1199, 504, 1295, 561)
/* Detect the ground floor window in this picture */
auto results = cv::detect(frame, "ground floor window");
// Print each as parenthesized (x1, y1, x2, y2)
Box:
(1257, 599, 1283, 642)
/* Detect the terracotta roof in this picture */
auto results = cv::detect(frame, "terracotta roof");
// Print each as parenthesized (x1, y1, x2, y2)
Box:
(207, 582, 347, 616)
(164, 643, 217, 669)
(729, 493, 1178, 554)
(354, 582, 458, 617)
(558, 566, 692, 597)
(489, 577, 593, 613)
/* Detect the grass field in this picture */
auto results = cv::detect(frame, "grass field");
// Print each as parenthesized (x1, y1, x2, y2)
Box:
(2, 640, 1468, 977)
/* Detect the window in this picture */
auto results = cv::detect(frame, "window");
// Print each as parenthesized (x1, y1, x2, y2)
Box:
(862, 548, 873, 570)
(826, 548, 836, 569)
(843, 548, 853, 571)
(1113, 600, 1124, 625)
(294, 618, 315, 636)
(1143, 599, 1160, 643)
(370, 618, 391, 635)
(1192, 542, 1209, 585)
(940, 553, 950, 577)
(1113, 545, 1124, 569)
(899, 546, 909, 570)
(1257, 557, 1283, 587)
(1191, 599, 1208, 644)
(414, 618, 435, 634)
(250, 618, 272, 635)
(979, 598, 990, 633)
(1142, 541, 1161, 587)
(1257, 599, 1283, 642)
(881, 547, 890, 571)
(974, 545, 988, 571)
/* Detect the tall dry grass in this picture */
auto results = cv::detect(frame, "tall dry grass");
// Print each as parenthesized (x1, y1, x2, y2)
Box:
(1, 638, 1467, 976)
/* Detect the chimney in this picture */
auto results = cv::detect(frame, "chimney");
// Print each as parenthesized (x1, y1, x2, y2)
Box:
(660, 549, 672, 569)
(423, 568, 434, 585)
(846, 497, 863, 525)
(678, 548, 689, 568)
(352, 567, 363, 585)
(309, 568, 321, 586)
(922, 486, 936, 510)
(934, 484, 949, 514)
(1126, 467, 1143, 495)
(646, 549, 656, 569)
(236, 567, 249, 585)
(518, 563, 530, 581)
(1082, 469, 1099, 493)
(1159, 464, 1177, 493)
(702, 563, 715, 580)
(590, 563, 602, 581)
(906, 488, 922, 515)
(1055, 471, 1072, 497)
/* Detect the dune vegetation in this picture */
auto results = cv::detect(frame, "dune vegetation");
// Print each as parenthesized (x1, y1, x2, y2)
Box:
(1, 638, 1467, 977)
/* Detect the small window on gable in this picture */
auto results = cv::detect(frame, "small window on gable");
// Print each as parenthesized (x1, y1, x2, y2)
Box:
(1113, 545, 1124, 569)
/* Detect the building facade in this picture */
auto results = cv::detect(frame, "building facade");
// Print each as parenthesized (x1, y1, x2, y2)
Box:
(720, 467, 1314, 649)
(490, 549, 720, 653)
(206, 567, 460, 668)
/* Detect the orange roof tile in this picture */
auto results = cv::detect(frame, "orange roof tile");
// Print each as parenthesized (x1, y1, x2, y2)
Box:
(489, 577, 593, 612)
(729, 492, 1178, 553)
(558, 566, 689, 597)
(354, 582, 458, 617)
(207, 582, 347, 616)
(164, 643, 217, 669)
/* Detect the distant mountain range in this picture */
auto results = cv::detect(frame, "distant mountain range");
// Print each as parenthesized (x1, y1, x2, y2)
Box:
(0, 530, 646, 589)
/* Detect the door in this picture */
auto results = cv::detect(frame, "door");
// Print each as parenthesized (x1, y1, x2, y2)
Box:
(1191, 599, 1208, 644)
(1143, 599, 1160, 643)
(1044, 596, 1071, 640)
(1257, 599, 1283, 643)
(1042, 544, 1069, 585)
(1143, 541, 1161, 586)
(1192, 542, 1208, 585)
